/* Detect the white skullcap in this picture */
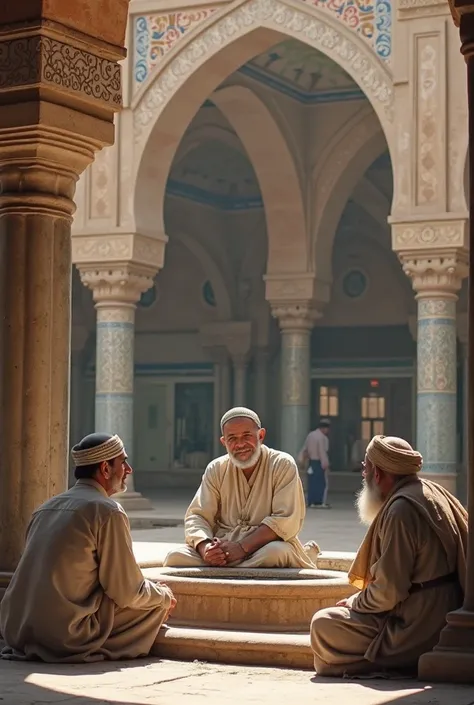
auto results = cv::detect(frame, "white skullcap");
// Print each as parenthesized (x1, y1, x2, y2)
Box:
(220, 407, 261, 433)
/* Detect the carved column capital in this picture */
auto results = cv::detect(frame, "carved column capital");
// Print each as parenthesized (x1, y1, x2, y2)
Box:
(392, 218, 469, 297)
(77, 264, 156, 307)
(398, 251, 468, 298)
(271, 302, 321, 331)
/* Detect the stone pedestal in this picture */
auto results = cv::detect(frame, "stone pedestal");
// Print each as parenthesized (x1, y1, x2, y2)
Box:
(394, 239, 468, 494)
(77, 265, 158, 511)
(272, 305, 318, 460)
(418, 15, 474, 679)
(0, 8, 127, 572)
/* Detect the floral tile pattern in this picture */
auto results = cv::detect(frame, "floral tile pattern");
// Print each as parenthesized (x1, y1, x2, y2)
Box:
(132, 0, 391, 93)
(134, 10, 217, 89)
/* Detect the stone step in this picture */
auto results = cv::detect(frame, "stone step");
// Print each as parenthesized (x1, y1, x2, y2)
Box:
(152, 625, 314, 669)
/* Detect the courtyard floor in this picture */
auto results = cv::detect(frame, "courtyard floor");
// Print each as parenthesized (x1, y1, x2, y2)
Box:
(2, 658, 474, 705)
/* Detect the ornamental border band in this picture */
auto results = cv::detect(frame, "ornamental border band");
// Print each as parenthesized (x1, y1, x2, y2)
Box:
(0, 406, 468, 677)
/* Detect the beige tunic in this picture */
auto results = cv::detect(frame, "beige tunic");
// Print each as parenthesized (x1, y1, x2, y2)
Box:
(164, 445, 317, 568)
(311, 479, 467, 676)
(0, 479, 172, 663)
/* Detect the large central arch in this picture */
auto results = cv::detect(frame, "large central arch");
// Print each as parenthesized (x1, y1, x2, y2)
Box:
(132, 0, 395, 259)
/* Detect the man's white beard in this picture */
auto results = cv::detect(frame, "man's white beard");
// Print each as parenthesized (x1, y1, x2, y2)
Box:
(356, 480, 384, 526)
(229, 441, 262, 469)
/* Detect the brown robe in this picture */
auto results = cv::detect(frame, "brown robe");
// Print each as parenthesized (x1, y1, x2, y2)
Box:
(311, 477, 468, 675)
(0, 479, 172, 663)
(164, 445, 318, 568)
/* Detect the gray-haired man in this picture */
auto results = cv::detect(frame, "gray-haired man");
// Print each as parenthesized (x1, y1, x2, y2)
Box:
(164, 407, 319, 568)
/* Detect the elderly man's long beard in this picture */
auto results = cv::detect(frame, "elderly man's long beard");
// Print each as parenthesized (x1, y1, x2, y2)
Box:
(356, 478, 385, 526)
(229, 441, 262, 470)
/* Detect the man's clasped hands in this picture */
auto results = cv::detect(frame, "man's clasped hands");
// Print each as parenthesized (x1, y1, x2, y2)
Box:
(197, 537, 246, 566)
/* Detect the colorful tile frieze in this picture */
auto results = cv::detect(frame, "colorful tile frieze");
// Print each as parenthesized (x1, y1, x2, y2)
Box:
(133, 0, 391, 92)
(134, 10, 217, 88)
(302, 0, 391, 61)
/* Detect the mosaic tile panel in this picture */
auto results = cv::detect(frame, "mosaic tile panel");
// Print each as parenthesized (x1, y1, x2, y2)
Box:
(96, 393, 134, 462)
(417, 393, 456, 475)
(416, 297, 457, 476)
(134, 10, 217, 89)
(96, 322, 135, 394)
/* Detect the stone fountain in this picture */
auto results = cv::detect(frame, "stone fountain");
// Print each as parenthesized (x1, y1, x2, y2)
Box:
(144, 562, 357, 668)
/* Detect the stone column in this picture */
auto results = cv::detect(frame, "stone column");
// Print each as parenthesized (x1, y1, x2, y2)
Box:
(232, 355, 248, 407)
(0, 8, 127, 574)
(76, 264, 158, 511)
(458, 313, 468, 505)
(254, 348, 269, 421)
(394, 243, 468, 495)
(419, 9, 474, 679)
(272, 305, 318, 459)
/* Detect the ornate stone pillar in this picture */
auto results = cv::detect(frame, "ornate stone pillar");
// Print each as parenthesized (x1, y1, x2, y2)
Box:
(75, 260, 160, 511)
(271, 305, 318, 460)
(0, 6, 127, 574)
(418, 5, 474, 680)
(396, 248, 468, 493)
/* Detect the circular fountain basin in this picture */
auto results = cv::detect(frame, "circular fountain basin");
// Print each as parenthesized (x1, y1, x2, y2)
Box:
(144, 566, 357, 632)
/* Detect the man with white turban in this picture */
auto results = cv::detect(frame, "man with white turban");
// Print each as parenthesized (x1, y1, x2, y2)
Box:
(164, 407, 319, 568)
(311, 435, 468, 677)
(0, 433, 176, 663)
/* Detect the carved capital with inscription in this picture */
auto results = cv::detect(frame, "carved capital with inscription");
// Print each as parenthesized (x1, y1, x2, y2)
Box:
(77, 264, 156, 307)
(72, 232, 167, 269)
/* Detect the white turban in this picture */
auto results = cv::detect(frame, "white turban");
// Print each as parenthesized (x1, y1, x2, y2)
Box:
(366, 435, 423, 476)
(220, 407, 261, 433)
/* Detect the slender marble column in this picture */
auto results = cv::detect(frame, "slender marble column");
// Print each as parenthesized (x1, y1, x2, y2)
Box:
(232, 356, 248, 407)
(272, 305, 317, 459)
(416, 296, 458, 491)
(254, 348, 269, 421)
(78, 268, 156, 510)
(95, 304, 136, 462)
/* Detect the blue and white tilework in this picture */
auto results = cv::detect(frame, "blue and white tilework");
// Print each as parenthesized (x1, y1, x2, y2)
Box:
(281, 329, 311, 459)
(416, 298, 457, 476)
(95, 307, 136, 461)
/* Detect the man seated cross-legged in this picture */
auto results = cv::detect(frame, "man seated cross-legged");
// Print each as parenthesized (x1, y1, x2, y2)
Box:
(0, 433, 176, 663)
(164, 407, 319, 569)
(311, 434, 468, 677)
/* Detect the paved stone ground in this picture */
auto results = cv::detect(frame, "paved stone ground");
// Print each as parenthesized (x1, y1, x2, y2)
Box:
(2, 658, 474, 705)
(130, 490, 367, 552)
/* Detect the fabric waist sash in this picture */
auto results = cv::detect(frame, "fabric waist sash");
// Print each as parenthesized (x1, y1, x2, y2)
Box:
(409, 571, 458, 594)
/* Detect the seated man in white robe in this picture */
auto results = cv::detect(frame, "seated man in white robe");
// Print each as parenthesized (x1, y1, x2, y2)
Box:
(310, 435, 467, 677)
(164, 407, 319, 569)
(0, 433, 176, 663)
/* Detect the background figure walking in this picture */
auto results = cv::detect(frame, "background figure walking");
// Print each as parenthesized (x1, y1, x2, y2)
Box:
(299, 420, 331, 508)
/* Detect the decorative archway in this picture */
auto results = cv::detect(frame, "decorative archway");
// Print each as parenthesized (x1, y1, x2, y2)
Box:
(310, 105, 389, 281)
(132, 0, 394, 246)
